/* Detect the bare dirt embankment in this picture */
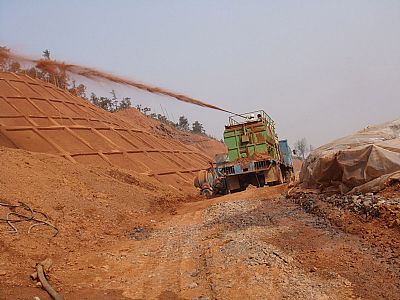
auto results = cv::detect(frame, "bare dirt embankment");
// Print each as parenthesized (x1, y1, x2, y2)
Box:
(0, 68, 399, 299)
(0, 147, 192, 299)
(2, 157, 399, 299)
(0, 72, 213, 191)
(115, 108, 226, 159)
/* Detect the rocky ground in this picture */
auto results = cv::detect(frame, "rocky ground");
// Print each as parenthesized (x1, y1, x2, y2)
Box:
(2, 183, 399, 299)
(290, 190, 400, 228)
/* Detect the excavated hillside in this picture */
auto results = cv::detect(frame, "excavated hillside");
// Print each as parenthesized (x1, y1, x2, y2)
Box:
(0, 146, 193, 299)
(115, 108, 227, 159)
(0, 72, 212, 191)
(1, 70, 399, 299)
(2, 147, 399, 300)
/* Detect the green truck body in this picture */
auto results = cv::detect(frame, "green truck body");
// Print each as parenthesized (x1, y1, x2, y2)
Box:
(219, 110, 293, 193)
(194, 110, 294, 196)
(224, 110, 281, 162)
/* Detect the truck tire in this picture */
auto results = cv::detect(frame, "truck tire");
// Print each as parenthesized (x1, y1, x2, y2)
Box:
(257, 174, 265, 187)
(201, 188, 213, 198)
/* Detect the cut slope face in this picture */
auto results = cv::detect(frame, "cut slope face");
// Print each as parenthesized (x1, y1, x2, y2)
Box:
(115, 108, 227, 159)
(0, 72, 210, 188)
(0, 146, 187, 298)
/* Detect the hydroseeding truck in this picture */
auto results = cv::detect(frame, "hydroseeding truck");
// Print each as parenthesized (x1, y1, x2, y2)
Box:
(194, 110, 294, 197)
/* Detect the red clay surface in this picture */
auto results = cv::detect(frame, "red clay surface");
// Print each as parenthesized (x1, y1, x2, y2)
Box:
(116, 108, 227, 159)
(1, 162, 399, 299)
(0, 72, 214, 190)
(0, 146, 187, 299)
(1, 71, 398, 299)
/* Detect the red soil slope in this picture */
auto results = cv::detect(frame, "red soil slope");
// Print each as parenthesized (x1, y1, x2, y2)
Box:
(0, 72, 212, 189)
(0, 146, 189, 299)
(115, 108, 227, 159)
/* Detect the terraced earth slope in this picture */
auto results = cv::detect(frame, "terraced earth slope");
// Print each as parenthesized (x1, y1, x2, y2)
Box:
(0, 72, 211, 189)
(115, 108, 227, 159)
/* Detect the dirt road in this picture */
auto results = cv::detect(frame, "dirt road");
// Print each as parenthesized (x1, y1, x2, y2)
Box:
(2, 185, 400, 299)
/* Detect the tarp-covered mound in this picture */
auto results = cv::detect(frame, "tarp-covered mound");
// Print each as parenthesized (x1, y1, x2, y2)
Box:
(300, 119, 400, 193)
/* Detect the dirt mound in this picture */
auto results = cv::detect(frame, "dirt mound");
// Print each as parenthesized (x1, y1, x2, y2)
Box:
(0, 146, 183, 215)
(116, 108, 227, 159)
(0, 146, 189, 298)
(378, 180, 400, 199)
(0, 72, 212, 190)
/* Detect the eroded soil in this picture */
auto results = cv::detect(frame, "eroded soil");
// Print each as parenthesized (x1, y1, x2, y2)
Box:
(2, 185, 399, 300)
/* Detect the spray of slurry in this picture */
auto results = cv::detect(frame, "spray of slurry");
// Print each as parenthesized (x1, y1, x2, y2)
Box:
(1, 48, 240, 116)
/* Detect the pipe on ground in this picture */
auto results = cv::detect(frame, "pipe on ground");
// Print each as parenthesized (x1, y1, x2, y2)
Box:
(36, 264, 63, 300)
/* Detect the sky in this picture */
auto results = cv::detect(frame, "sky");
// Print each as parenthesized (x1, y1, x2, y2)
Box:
(1, 0, 399, 148)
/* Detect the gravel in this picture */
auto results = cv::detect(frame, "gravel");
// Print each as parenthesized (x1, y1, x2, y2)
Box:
(290, 192, 400, 227)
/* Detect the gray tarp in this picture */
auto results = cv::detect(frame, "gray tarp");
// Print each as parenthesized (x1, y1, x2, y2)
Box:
(300, 119, 400, 193)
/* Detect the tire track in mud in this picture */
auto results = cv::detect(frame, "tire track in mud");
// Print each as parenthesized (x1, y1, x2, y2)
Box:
(48, 187, 399, 299)
(113, 208, 217, 299)
(128, 195, 354, 299)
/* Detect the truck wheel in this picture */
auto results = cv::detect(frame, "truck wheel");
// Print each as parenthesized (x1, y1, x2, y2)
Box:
(283, 170, 290, 183)
(201, 188, 213, 198)
(257, 174, 265, 188)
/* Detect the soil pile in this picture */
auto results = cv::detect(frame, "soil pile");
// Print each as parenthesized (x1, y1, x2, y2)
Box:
(0, 72, 212, 190)
(3, 177, 399, 299)
(1, 146, 399, 299)
(115, 108, 227, 159)
(0, 146, 189, 299)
